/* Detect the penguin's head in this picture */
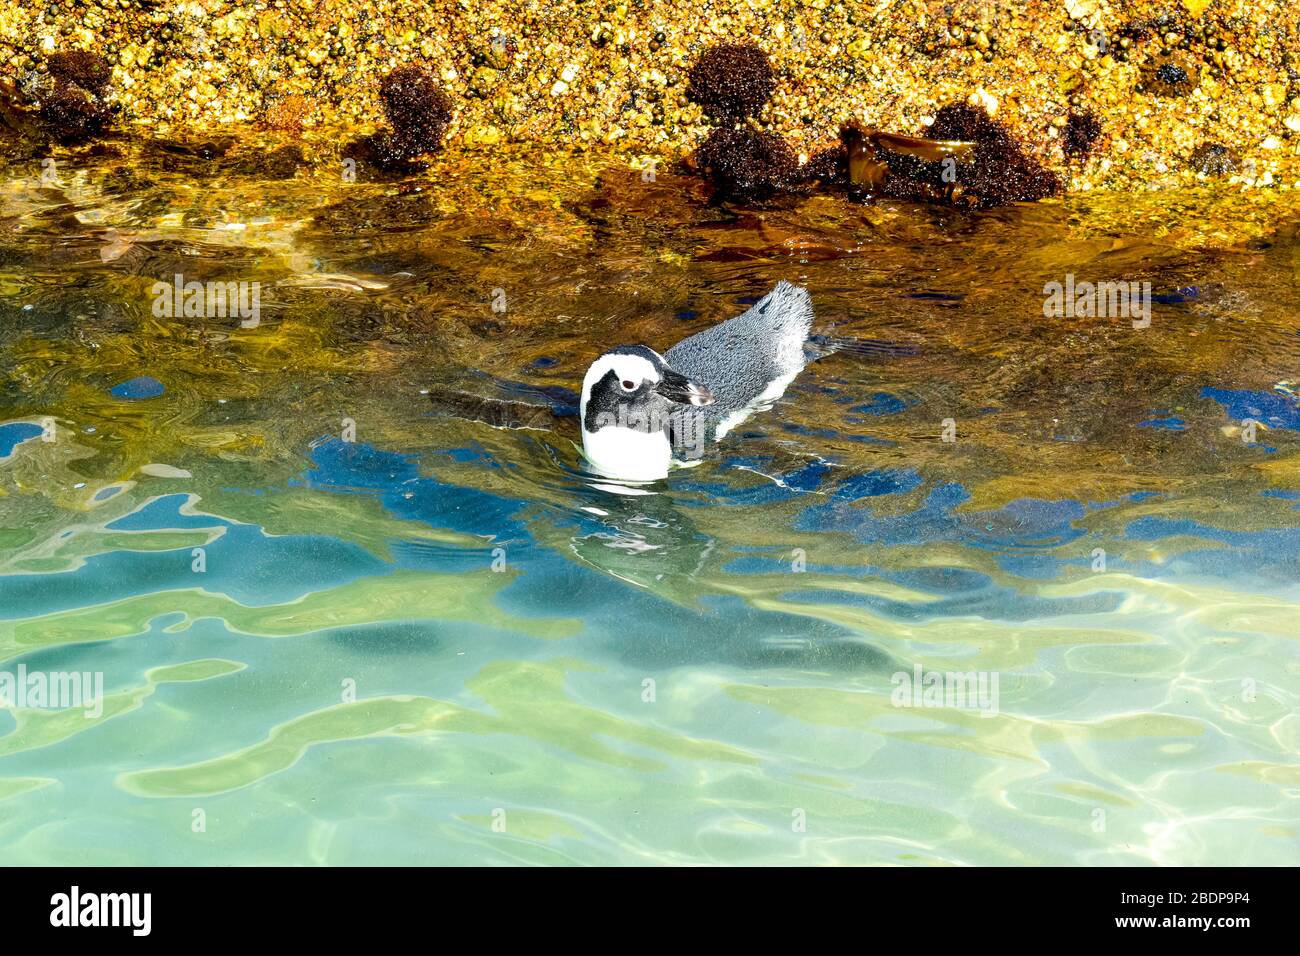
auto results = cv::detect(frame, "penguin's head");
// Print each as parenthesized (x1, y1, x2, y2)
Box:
(579, 345, 714, 480)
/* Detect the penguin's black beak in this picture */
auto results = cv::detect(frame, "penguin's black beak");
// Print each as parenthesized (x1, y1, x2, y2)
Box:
(655, 369, 714, 406)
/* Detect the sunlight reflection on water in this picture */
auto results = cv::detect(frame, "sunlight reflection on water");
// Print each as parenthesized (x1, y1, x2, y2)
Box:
(0, 146, 1298, 864)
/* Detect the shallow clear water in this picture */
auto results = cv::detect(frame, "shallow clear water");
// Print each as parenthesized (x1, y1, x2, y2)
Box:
(1, 142, 1298, 865)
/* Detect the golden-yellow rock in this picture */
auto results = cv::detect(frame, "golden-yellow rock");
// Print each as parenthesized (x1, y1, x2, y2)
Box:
(3, 0, 1296, 199)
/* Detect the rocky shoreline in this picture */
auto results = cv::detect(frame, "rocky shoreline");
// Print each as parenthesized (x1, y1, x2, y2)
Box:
(2, 0, 1299, 197)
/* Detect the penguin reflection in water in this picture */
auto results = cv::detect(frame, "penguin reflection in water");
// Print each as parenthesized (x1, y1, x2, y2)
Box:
(580, 280, 814, 482)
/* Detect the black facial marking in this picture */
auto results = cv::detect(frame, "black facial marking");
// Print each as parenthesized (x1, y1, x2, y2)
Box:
(585, 369, 657, 434)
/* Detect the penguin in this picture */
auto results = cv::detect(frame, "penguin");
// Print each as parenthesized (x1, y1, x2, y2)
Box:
(580, 280, 815, 481)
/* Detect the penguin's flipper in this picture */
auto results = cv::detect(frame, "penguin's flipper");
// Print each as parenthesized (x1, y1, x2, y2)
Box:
(425, 376, 578, 432)
(804, 334, 921, 363)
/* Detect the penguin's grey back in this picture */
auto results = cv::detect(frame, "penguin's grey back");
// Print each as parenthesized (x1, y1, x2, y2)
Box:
(666, 281, 813, 449)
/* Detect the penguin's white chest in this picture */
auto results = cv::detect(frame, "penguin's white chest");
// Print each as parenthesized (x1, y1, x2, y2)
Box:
(581, 424, 673, 481)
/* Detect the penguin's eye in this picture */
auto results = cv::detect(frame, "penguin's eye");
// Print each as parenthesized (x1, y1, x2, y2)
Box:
(621, 379, 636, 391)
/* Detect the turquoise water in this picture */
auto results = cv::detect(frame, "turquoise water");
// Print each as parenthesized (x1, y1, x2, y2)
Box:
(1, 144, 1298, 864)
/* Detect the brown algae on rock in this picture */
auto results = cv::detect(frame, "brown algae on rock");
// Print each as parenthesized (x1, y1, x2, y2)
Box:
(379, 65, 453, 155)
(39, 80, 113, 144)
(921, 103, 1062, 206)
(686, 43, 775, 121)
(1, 49, 118, 145)
(839, 122, 977, 192)
(347, 64, 454, 175)
(1062, 111, 1103, 160)
(808, 105, 1060, 209)
(0, 2, 1298, 204)
(692, 125, 799, 201)
(46, 50, 113, 96)
(684, 42, 799, 202)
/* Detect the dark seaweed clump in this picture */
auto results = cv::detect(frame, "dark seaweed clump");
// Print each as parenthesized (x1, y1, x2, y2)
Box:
(801, 106, 1061, 208)
(349, 130, 431, 176)
(46, 51, 112, 95)
(693, 126, 798, 201)
(686, 44, 775, 120)
(41, 82, 112, 144)
(684, 43, 1059, 209)
(346, 65, 453, 175)
(685, 43, 793, 202)
(379, 65, 452, 154)
(802, 143, 848, 185)
(919, 103, 1061, 206)
(1062, 111, 1102, 160)
(38, 50, 114, 144)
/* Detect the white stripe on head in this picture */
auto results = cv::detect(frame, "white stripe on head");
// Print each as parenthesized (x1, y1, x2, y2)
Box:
(580, 351, 662, 405)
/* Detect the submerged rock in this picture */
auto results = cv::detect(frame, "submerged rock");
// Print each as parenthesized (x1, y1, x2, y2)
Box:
(138, 136, 237, 174)
(0, 78, 39, 144)
(151, 137, 235, 161)
(231, 144, 304, 180)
